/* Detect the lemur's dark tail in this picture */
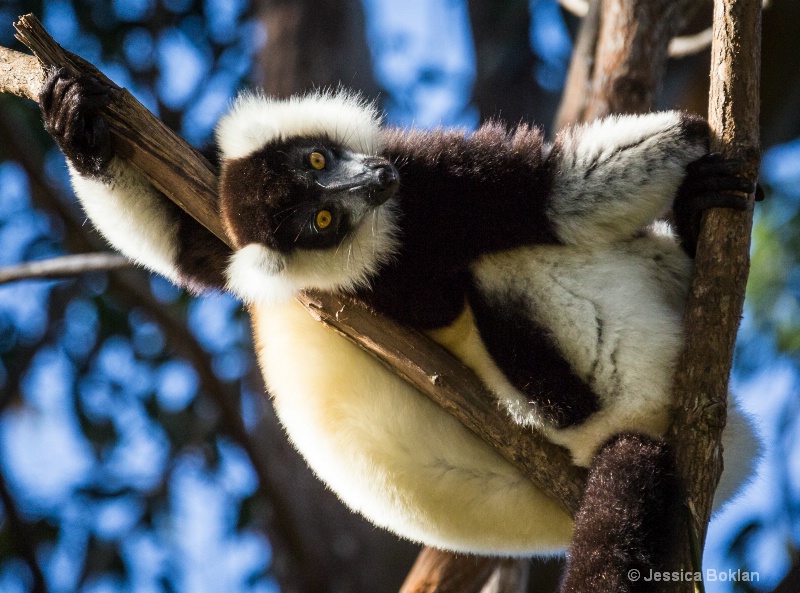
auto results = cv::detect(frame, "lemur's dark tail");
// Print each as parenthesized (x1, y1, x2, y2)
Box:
(560, 433, 680, 593)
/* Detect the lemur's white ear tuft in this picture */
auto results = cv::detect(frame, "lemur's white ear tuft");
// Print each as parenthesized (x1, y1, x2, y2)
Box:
(216, 90, 384, 160)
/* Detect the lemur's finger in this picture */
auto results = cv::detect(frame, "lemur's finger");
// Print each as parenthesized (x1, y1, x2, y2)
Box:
(687, 154, 745, 176)
(701, 175, 756, 194)
(693, 191, 749, 212)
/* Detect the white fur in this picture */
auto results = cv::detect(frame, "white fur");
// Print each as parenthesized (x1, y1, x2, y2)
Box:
(252, 299, 573, 555)
(224, 203, 401, 304)
(68, 159, 181, 283)
(250, 226, 753, 554)
(716, 404, 761, 507)
(469, 226, 692, 465)
(549, 111, 707, 246)
(216, 90, 384, 160)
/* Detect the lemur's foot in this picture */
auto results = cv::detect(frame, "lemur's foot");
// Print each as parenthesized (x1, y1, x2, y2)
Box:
(40, 68, 114, 178)
(674, 152, 756, 257)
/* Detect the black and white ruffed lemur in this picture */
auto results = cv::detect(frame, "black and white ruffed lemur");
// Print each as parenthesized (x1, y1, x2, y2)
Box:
(40, 68, 759, 592)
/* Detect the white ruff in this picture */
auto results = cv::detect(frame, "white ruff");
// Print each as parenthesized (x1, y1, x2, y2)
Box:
(216, 90, 384, 160)
(225, 204, 401, 304)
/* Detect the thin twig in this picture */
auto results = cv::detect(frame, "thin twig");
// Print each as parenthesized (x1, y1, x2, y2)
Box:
(0, 252, 132, 284)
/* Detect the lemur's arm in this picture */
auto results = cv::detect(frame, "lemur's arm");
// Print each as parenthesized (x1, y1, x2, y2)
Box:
(385, 114, 751, 266)
(545, 112, 751, 249)
(40, 69, 231, 293)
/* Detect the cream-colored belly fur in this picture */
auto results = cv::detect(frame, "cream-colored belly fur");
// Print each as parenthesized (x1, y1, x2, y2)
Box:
(251, 299, 572, 555)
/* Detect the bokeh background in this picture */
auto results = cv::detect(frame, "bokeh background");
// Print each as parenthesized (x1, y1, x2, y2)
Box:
(0, 1, 799, 592)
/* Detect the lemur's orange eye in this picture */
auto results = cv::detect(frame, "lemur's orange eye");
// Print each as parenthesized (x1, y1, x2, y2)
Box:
(316, 210, 333, 229)
(309, 152, 326, 170)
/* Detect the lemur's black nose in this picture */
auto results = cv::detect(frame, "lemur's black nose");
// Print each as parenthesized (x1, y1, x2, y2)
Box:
(366, 161, 399, 205)
(374, 163, 398, 190)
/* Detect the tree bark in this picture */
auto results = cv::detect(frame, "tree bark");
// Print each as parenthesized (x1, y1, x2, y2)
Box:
(583, 0, 678, 119)
(667, 0, 761, 582)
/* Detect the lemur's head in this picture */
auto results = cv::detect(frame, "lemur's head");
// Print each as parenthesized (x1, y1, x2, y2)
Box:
(216, 91, 401, 304)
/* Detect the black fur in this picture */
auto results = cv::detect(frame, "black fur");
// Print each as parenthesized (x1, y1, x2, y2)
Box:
(354, 124, 601, 427)
(561, 434, 680, 593)
(175, 204, 230, 292)
(468, 287, 600, 428)
(673, 152, 753, 256)
(41, 68, 113, 178)
(356, 123, 560, 329)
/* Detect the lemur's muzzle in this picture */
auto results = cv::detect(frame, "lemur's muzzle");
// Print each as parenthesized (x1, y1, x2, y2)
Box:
(363, 158, 399, 206)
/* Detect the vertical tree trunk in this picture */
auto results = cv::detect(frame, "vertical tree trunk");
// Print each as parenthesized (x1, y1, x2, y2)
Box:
(583, 0, 678, 119)
(255, 0, 378, 98)
(667, 0, 761, 586)
(555, 0, 761, 589)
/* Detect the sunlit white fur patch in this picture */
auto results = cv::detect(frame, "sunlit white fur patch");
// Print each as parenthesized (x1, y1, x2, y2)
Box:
(470, 235, 692, 465)
(69, 159, 182, 284)
(549, 111, 707, 246)
(225, 203, 401, 304)
(216, 90, 383, 160)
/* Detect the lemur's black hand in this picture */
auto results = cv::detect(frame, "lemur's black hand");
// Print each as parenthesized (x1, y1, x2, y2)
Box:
(673, 152, 756, 257)
(40, 68, 114, 178)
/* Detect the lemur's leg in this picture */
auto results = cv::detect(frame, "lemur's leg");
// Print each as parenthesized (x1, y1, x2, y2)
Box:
(40, 68, 231, 292)
(560, 433, 680, 593)
(546, 112, 751, 247)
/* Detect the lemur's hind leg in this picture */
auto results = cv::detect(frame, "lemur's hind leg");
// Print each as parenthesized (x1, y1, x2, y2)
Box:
(40, 69, 231, 292)
(560, 434, 680, 593)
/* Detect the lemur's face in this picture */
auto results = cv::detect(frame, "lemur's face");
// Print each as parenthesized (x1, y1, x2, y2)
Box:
(220, 137, 398, 252)
(219, 136, 402, 303)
